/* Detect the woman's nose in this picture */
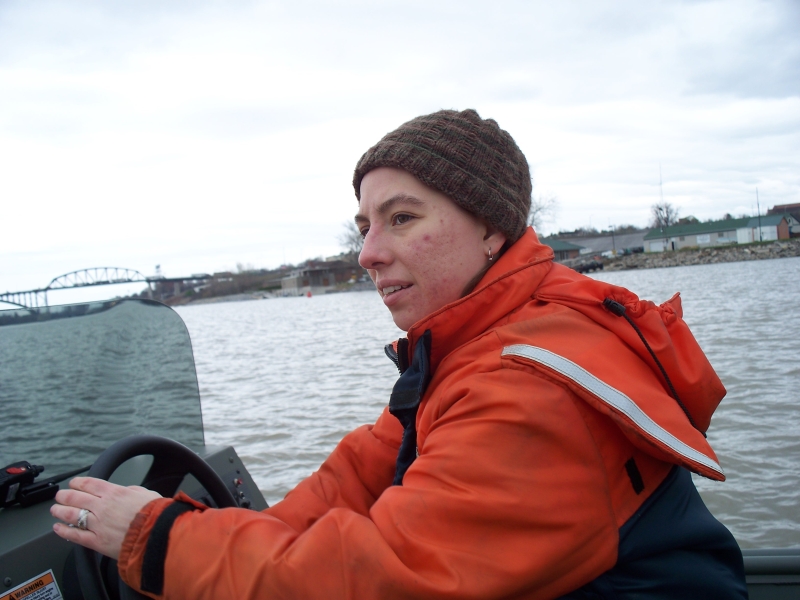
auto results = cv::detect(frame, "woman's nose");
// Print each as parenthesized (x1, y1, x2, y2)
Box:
(358, 228, 390, 270)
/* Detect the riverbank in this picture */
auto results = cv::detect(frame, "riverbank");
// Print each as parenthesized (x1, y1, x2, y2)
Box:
(603, 239, 800, 271)
(164, 280, 376, 306)
(165, 240, 800, 306)
(184, 292, 277, 305)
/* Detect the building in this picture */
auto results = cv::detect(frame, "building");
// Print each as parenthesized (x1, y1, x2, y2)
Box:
(644, 218, 750, 252)
(737, 214, 799, 243)
(280, 261, 365, 296)
(768, 203, 800, 214)
(765, 205, 800, 237)
(644, 215, 798, 252)
(540, 238, 583, 261)
(551, 231, 647, 256)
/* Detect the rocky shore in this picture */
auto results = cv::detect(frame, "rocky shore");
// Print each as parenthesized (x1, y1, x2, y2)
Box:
(603, 239, 800, 271)
(161, 241, 800, 307)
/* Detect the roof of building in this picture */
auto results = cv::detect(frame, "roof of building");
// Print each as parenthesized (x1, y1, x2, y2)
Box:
(554, 231, 646, 254)
(767, 203, 800, 214)
(643, 217, 751, 240)
(746, 214, 794, 228)
(540, 238, 583, 251)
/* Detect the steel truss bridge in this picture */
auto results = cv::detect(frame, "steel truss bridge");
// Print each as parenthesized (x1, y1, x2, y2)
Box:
(1, 267, 212, 309)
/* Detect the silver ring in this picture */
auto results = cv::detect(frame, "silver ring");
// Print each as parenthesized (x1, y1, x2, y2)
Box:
(77, 508, 90, 531)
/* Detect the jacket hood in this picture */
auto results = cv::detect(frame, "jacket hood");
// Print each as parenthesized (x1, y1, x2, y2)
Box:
(535, 265, 726, 435)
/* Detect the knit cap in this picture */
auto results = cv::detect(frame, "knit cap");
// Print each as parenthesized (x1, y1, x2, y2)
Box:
(353, 109, 531, 243)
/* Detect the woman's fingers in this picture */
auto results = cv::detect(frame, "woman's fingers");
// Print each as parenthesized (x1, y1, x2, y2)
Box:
(69, 476, 119, 497)
(53, 521, 100, 550)
(51, 477, 163, 560)
(54, 488, 99, 516)
(49, 503, 86, 527)
(51, 504, 104, 554)
(53, 477, 120, 517)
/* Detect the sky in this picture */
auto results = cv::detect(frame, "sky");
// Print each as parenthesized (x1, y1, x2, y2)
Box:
(2, 0, 799, 302)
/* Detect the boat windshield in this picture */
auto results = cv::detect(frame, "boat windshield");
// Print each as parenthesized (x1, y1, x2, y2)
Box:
(0, 299, 204, 476)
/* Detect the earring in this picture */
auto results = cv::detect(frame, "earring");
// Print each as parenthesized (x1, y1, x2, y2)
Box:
(488, 248, 494, 262)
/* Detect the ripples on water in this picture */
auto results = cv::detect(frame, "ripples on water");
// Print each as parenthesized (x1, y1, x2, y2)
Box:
(1, 301, 204, 474)
(177, 256, 800, 549)
(177, 293, 403, 508)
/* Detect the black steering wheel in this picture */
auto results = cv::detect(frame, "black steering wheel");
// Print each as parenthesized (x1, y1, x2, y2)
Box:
(74, 435, 237, 600)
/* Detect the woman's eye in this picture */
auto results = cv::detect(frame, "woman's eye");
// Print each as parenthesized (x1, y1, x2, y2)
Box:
(393, 214, 413, 226)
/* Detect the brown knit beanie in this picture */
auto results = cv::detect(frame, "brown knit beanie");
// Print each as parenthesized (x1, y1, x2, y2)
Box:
(353, 109, 531, 243)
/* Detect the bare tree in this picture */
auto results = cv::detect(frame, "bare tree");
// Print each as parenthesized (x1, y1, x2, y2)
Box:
(527, 194, 559, 230)
(338, 220, 364, 261)
(650, 202, 679, 229)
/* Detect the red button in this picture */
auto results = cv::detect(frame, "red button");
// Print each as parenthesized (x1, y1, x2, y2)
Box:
(6, 467, 27, 474)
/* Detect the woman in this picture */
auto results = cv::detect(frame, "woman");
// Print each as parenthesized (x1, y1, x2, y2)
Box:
(52, 109, 748, 598)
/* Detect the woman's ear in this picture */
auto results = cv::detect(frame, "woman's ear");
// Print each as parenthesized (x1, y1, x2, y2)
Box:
(483, 225, 507, 256)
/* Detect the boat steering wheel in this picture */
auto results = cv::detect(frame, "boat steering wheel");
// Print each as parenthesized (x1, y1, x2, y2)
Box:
(74, 435, 237, 600)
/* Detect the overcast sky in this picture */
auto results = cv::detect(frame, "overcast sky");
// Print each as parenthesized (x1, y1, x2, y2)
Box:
(2, 0, 798, 301)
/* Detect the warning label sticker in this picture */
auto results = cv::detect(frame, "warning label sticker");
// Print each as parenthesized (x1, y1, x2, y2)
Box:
(0, 570, 62, 600)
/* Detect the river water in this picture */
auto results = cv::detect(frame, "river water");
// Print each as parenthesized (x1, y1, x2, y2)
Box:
(176, 256, 800, 549)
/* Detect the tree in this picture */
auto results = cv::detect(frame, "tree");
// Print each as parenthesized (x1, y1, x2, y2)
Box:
(650, 202, 679, 229)
(556, 226, 599, 237)
(338, 220, 364, 261)
(527, 194, 559, 231)
(613, 224, 641, 234)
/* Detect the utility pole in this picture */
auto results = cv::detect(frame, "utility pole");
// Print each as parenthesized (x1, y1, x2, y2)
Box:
(659, 163, 669, 251)
(756, 188, 763, 242)
(608, 220, 616, 254)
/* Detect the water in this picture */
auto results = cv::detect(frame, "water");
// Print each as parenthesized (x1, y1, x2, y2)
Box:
(176, 256, 800, 549)
(0, 300, 204, 474)
(177, 292, 404, 508)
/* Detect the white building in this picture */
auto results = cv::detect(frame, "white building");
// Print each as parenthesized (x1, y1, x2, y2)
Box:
(737, 214, 799, 243)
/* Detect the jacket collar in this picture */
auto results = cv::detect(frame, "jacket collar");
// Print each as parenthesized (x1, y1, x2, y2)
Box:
(402, 228, 553, 373)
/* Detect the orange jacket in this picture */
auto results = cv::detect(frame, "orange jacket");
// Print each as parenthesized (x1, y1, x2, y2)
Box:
(119, 228, 734, 599)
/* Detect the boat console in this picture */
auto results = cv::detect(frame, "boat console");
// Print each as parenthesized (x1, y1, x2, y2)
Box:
(0, 299, 267, 599)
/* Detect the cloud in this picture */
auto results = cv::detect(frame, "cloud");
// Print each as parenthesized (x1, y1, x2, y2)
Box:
(0, 0, 798, 291)
(679, 0, 800, 99)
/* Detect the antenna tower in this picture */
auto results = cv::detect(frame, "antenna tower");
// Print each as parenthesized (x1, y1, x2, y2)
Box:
(756, 188, 763, 242)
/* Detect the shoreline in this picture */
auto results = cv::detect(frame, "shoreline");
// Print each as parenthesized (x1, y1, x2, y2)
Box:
(172, 282, 376, 307)
(170, 240, 800, 307)
(601, 239, 800, 271)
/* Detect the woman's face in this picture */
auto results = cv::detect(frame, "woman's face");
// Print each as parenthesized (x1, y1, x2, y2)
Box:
(356, 167, 506, 331)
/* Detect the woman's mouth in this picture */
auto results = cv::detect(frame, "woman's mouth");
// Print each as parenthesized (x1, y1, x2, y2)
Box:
(382, 284, 410, 296)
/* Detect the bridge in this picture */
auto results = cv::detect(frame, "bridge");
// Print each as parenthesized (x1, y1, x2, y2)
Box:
(1, 267, 212, 309)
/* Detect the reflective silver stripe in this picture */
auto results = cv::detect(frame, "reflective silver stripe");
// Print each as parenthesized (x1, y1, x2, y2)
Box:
(501, 344, 724, 477)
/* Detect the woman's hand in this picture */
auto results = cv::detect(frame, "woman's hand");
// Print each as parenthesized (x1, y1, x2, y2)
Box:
(50, 477, 162, 560)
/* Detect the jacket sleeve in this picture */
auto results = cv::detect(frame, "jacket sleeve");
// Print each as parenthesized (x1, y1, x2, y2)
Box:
(262, 407, 402, 532)
(118, 368, 619, 599)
